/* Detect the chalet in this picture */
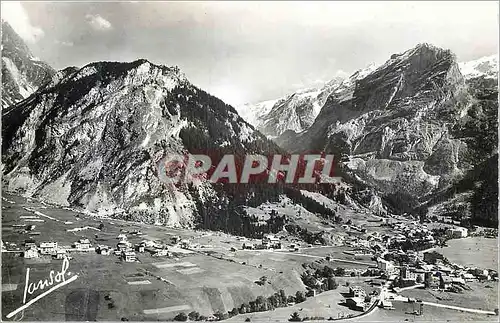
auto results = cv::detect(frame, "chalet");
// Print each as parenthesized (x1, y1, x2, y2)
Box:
(377, 258, 395, 274)
(96, 245, 111, 255)
(441, 276, 465, 289)
(447, 227, 468, 238)
(24, 239, 36, 249)
(400, 266, 417, 280)
(73, 239, 92, 251)
(117, 240, 132, 252)
(262, 234, 281, 249)
(23, 246, 39, 258)
(242, 243, 255, 250)
(348, 286, 366, 298)
(40, 242, 58, 255)
(121, 251, 137, 262)
(54, 249, 67, 260)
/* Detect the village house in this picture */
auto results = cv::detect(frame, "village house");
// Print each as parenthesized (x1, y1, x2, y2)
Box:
(117, 234, 127, 241)
(400, 266, 417, 287)
(73, 238, 92, 251)
(40, 242, 58, 255)
(441, 276, 465, 290)
(472, 268, 491, 280)
(262, 234, 281, 249)
(117, 240, 132, 252)
(242, 243, 255, 250)
(54, 249, 67, 259)
(425, 272, 440, 289)
(23, 246, 39, 258)
(96, 245, 111, 255)
(24, 239, 37, 249)
(447, 227, 468, 238)
(414, 269, 426, 283)
(377, 258, 395, 274)
(348, 286, 366, 298)
(121, 251, 137, 262)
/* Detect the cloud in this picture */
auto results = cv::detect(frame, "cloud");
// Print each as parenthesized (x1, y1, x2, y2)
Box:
(85, 14, 112, 31)
(1, 1, 44, 43)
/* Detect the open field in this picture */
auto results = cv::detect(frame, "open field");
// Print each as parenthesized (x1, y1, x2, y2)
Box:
(435, 237, 498, 270)
(226, 277, 379, 322)
(400, 282, 499, 312)
(352, 300, 497, 322)
(1, 194, 312, 321)
(2, 193, 497, 322)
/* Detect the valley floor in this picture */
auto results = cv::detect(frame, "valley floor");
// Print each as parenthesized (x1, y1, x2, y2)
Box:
(1, 193, 498, 322)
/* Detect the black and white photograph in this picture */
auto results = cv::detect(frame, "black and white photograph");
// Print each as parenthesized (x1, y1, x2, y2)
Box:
(1, 1, 499, 321)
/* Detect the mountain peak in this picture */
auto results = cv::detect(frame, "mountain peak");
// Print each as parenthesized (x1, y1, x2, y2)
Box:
(1, 20, 54, 108)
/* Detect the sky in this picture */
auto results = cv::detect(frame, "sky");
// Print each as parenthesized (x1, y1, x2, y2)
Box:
(1, 1, 498, 106)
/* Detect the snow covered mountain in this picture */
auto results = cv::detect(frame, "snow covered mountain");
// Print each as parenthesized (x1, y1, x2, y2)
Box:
(2, 58, 282, 228)
(236, 77, 344, 138)
(277, 44, 497, 224)
(1, 21, 54, 108)
(459, 54, 498, 80)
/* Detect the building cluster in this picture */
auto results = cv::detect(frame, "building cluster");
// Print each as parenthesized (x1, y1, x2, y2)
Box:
(242, 234, 282, 250)
(344, 286, 370, 311)
(388, 221, 436, 246)
(21, 233, 177, 263)
(373, 251, 498, 292)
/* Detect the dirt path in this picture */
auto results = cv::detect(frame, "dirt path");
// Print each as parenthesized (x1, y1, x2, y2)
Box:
(420, 301, 496, 315)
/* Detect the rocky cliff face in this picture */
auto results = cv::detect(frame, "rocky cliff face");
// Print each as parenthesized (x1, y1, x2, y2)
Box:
(421, 61, 498, 226)
(237, 77, 344, 138)
(277, 44, 497, 223)
(1, 21, 54, 108)
(2, 59, 280, 227)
